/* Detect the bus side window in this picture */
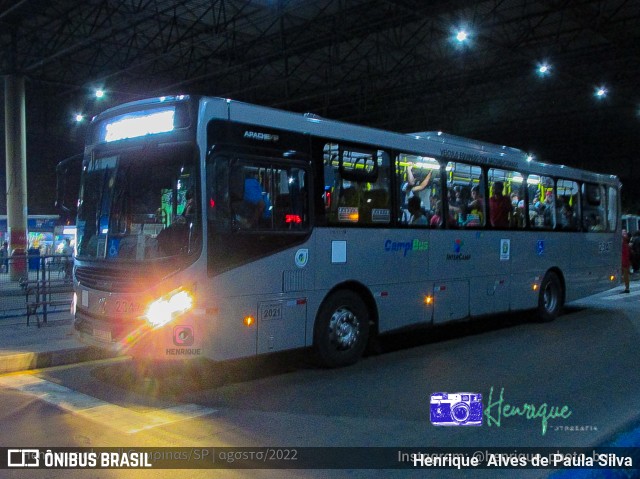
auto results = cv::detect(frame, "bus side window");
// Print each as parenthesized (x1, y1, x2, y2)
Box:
(447, 162, 485, 229)
(556, 179, 579, 231)
(582, 183, 606, 231)
(324, 142, 390, 225)
(527, 175, 554, 230)
(606, 186, 618, 232)
(397, 153, 440, 225)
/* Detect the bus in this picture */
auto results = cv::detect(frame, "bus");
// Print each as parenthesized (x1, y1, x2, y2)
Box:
(621, 214, 640, 235)
(71, 95, 621, 368)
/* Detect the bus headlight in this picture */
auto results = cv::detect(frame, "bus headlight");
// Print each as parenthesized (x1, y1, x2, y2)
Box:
(145, 289, 194, 328)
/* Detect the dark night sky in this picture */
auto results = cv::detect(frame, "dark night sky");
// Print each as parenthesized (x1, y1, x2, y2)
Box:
(1, 1, 639, 216)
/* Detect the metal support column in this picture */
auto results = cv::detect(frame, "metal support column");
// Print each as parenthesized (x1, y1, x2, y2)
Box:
(4, 74, 28, 281)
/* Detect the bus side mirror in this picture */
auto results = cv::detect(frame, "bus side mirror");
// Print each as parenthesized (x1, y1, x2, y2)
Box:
(55, 153, 83, 219)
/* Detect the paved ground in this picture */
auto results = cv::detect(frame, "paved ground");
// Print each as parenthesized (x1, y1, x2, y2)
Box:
(0, 273, 637, 375)
(0, 312, 118, 374)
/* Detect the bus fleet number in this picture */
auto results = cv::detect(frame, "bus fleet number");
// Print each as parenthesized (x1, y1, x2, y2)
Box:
(115, 300, 142, 314)
(261, 305, 282, 320)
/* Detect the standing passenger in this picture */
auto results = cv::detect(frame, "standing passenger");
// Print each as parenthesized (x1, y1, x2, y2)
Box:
(407, 196, 428, 226)
(0, 241, 8, 273)
(489, 181, 511, 228)
(62, 238, 73, 282)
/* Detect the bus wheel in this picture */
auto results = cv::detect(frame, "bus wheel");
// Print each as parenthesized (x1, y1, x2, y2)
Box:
(537, 271, 563, 322)
(313, 290, 370, 368)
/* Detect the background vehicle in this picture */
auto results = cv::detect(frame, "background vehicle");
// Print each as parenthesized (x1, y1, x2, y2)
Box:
(621, 214, 640, 234)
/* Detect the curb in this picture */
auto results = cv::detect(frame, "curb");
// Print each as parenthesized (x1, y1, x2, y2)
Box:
(0, 347, 121, 374)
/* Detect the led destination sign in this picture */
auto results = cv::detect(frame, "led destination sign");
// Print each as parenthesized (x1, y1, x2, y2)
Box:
(99, 107, 175, 143)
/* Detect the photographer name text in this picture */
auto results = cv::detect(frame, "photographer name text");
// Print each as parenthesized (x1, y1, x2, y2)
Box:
(483, 386, 572, 435)
(403, 451, 633, 469)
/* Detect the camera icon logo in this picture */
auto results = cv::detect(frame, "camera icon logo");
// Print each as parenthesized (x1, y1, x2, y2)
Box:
(430, 392, 483, 426)
(173, 325, 194, 346)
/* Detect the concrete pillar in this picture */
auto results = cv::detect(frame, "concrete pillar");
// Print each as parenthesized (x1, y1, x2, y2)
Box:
(4, 74, 28, 281)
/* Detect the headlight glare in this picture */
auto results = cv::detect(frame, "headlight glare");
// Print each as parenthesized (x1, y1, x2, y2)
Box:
(145, 289, 193, 328)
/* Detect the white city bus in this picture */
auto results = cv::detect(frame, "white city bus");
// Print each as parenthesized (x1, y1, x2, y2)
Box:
(621, 214, 640, 234)
(72, 95, 621, 367)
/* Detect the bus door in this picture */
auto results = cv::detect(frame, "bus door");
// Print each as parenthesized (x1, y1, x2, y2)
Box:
(207, 151, 312, 357)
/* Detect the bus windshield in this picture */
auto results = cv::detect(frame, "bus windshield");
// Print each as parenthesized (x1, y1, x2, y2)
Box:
(76, 145, 199, 262)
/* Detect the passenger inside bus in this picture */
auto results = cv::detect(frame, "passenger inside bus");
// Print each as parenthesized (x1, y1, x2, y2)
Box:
(230, 168, 273, 228)
(542, 191, 555, 227)
(557, 200, 575, 229)
(585, 214, 605, 231)
(407, 196, 428, 226)
(430, 199, 455, 227)
(509, 193, 525, 228)
(466, 185, 484, 226)
(401, 165, 432, 218)
(489, 181, 511, 228)
(405, 165, 433, 198)
(156, 191, 195, 256)
(448, 185, 463, 217)
(243, 170, 272, 226)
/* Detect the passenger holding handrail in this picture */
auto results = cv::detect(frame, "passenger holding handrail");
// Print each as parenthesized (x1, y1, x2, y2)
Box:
(406, 164, 433, 197)
(401, 164, 433, 222)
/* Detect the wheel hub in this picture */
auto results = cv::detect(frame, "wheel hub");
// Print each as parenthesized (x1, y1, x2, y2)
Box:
(543, 283, 557, 312)
(328, 307, 359, 351)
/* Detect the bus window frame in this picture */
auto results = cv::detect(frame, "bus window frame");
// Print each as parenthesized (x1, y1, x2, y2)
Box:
(207, 151, 313, 236)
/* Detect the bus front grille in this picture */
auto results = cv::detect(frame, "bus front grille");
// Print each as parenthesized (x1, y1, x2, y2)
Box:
(75, 266, 156, 293)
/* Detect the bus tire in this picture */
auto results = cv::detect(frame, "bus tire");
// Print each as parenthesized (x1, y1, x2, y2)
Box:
(313, 290, 370, 368)
(537, 271, 563, 322)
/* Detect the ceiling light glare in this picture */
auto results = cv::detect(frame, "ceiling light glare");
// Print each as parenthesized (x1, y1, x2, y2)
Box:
(595, 86, 607, 99)
(537, 63, 551, 76)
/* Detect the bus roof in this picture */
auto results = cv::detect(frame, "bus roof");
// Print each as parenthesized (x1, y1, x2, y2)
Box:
(92, 95, 620, 188)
